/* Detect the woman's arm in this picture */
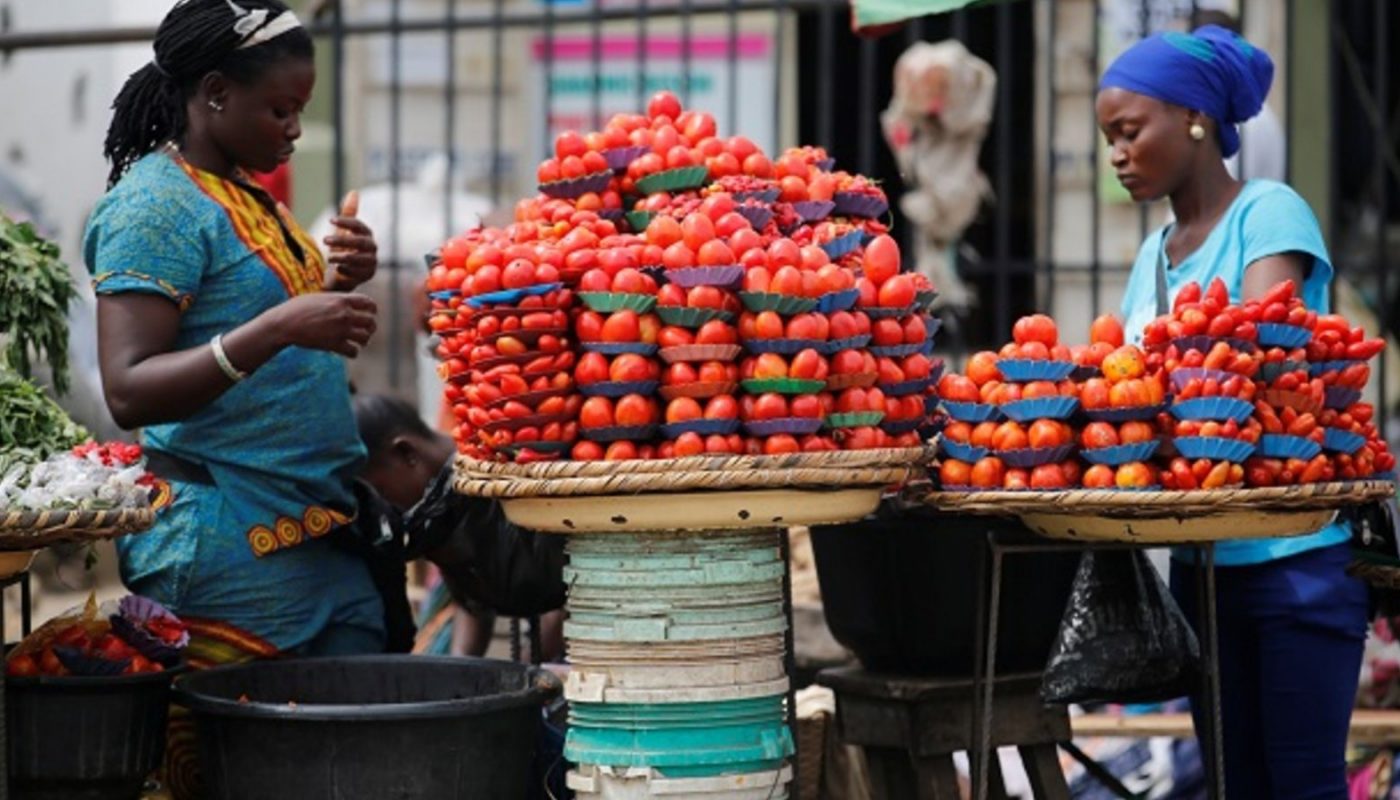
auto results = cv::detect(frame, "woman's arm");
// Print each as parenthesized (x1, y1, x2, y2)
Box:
(1242, 253, 1309, 302)
(98, 291, 377, 429)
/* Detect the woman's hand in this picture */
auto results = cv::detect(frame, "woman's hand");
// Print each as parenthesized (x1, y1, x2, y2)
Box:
(323, 216, 378, 291)
(268, 292, 378, 357)
(324, 191, 378, 291)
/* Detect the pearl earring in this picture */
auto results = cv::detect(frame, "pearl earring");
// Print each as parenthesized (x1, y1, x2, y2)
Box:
(1189, 123, 1206, 141)
(208, 100, 224, 112)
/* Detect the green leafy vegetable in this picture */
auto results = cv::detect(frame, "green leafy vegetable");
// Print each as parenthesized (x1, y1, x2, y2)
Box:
(0, 363, 87, 460)
(0, 212, 76, 394)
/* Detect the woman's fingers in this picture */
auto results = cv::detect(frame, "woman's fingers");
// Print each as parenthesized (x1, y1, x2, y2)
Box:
(323, 232, 376, 253)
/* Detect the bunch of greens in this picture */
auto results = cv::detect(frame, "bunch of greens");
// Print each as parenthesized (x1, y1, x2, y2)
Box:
(0, 212, 76, 394)
(0, 363, 88, 467)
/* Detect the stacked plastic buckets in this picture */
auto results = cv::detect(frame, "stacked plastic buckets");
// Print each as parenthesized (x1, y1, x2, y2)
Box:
(563, 530, 795, 798)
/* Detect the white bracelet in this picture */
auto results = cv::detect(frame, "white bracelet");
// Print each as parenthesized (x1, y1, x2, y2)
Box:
(210, 334, 248, 383)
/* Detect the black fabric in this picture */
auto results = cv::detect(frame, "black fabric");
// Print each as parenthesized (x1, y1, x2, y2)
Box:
(1342, 497, 1400, 617)
(1156, 226, 1173, 316)
(403, 462, 566, 619)
(1042, 550, 1201, 705)
(327, 479, 416, 653)
(144, 449, 215, 486)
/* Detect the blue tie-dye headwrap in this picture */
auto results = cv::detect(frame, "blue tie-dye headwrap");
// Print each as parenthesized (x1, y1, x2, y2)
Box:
(1099, 24, 1274, 158)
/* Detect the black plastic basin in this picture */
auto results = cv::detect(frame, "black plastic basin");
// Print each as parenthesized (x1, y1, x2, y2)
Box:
(6, 667, 180, 800)
(810, 505, 1079, 675)
(172, 655, 560, 800)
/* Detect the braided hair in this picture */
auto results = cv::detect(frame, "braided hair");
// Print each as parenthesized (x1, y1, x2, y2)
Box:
(103, 0, 313, 188)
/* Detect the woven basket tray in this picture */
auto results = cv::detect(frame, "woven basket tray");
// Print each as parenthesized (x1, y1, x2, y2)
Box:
(923, 481, 1395, 544)
(925, 481, 1394, 517)
(456, 447, 932, 499)
(0, 507, 156, 552)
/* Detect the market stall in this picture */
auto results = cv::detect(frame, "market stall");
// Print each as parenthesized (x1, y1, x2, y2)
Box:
(430, 89, 1399, 799)
(429, 90, 943, 797)
(0, 214, 160, 799)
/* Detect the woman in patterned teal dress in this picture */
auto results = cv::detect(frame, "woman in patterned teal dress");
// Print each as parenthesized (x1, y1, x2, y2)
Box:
(85, 0, 387, 657)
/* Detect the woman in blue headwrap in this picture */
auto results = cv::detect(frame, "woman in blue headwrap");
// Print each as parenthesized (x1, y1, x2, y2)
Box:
(1098, 25, 1367, 799)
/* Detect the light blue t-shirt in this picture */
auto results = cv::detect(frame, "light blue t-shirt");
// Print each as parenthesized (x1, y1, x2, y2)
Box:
(1120, 179, 1348, 566)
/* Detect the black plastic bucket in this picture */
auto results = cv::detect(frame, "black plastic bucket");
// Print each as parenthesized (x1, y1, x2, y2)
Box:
(5, 667, 181, 800)
(172, 655, 560, 800)
(810, 505, 1079, 675)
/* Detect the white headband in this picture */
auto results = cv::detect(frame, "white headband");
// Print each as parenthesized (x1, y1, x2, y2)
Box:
(225, 1, 302, 50)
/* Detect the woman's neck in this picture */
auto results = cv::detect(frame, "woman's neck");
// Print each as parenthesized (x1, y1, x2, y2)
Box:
(1169, 159, 1241, 228)
(173, 133, 236, 180)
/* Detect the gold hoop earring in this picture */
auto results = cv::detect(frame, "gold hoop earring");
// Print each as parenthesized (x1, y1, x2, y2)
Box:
(1189, 123, 1206, 141)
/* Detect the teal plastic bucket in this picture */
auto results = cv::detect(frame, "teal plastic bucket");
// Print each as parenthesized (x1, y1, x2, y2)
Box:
(568, 532, 779, 555)
(566, 697, 793, 778)
(565, 614, 787, 642)
(563, 561, 785, 589)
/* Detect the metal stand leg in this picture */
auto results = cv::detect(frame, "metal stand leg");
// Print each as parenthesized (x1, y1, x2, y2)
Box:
(970, 533, 989, 798)
(779, 529, 800, 795)
(973, 534, 1004, 800)
(1199, 544, 1226, 800)
(1192, 546, 1226, 800)
(1, 576, 8, 800)
(19, 572, 29, 638)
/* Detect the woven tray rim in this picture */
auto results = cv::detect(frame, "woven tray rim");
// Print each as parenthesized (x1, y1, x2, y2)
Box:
(922, 480, 1395, 518)
(0, 507, 156, 551)
(457, 446, 931, 480)
(455, 447, 932, 499)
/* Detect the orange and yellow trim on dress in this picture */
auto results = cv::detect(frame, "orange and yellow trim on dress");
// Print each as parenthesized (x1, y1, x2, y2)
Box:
(148, 478, 175, 513)
(245, 506, 353, 557)
(91, 271, 195, 312)
(172, 156, 326, 298)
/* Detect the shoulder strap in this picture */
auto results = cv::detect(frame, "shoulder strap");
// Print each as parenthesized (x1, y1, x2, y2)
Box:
(1155, 227, 1172, 316)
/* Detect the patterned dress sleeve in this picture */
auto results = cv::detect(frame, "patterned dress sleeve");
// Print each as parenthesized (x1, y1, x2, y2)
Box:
(84, 184, 206, 312)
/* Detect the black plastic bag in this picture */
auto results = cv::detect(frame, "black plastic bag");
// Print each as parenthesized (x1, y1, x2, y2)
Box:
(329, 479, 417, 653)
(1342, 496, 1400, 617)
(403, 462, 566, 619)
(1041, 550, 1200, 705)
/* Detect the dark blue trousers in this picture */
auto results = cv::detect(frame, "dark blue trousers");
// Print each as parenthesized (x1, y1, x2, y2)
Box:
(1171, 543, 1369, 800)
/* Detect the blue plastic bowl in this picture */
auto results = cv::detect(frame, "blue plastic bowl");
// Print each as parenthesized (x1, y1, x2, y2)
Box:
(580, 424, 659, 443)
(997, 444, 1077, 469)
(942, 401, 1002, 423)
(1323, 428, 1366, 455)
(1081, 440, 1160, 466)
(582, 342, 659, 356)
(818, 335, 872, 355)
(815, 288, 860, 314)
(1258, 434, 1323, 460)
(1170, 397, 1254, 423)
(578, 381, 660, 398)
(1173, 436, 1256, 462)
(1257, 323, 1312, 349)
(1000, 396, 1079, 423)
(996, 360, 1075, 382)
(1310, 360, 1366, 378)
(661, 419, 742, 438)
(1325, 387, 1363, 411)
(940, 440, 990, 463)
(743, 338, 827, 356)
(868, 342, 928, 358)
(819, 230, 865, 259)
(880, 377, 935, 397)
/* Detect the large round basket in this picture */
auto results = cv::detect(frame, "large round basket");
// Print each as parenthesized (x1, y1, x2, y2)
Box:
(923, 481, 1395, 544)
(456, 448, 930, 534)
(0, 507, 157, 577)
